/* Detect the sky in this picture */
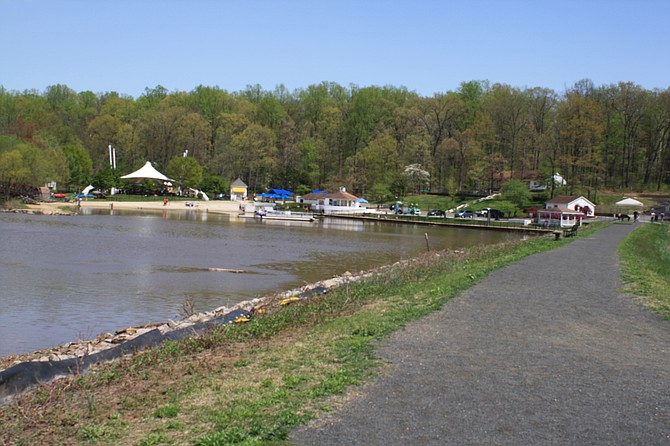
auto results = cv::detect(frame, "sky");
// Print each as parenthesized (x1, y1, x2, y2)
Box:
(1, 0, 669, 98)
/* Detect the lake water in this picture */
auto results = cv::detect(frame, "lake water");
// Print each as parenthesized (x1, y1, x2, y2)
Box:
(0, 210, 522, 357)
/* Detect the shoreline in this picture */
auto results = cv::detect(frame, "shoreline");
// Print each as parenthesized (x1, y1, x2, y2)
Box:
(1, 200, 535, 371)
(0, 198, 243, 371)
(0, 253, 390, 373)
(23, 198, 243, 215)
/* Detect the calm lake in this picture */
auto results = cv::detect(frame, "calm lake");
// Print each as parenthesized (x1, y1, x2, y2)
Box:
(0, 210, 523, 357)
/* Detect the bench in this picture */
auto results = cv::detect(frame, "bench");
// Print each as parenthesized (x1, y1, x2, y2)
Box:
(562, 225, 579, 238)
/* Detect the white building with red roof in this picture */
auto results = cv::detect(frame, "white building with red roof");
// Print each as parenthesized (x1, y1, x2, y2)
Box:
(537, 195, 596, 228)
(545, 195, 596, 216)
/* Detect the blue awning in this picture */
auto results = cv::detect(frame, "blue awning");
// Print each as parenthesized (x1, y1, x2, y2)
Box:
(268, 188, 293, 196)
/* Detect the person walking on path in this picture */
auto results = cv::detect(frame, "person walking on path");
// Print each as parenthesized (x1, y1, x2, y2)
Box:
(292, 223, 669, 445)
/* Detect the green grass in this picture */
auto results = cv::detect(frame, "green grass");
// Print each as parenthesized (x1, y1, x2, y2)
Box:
(0, 223, 609, 445)
(618, 223, 670, 318)
(0, 198, 26, 209)
(397, 195, 457, 212)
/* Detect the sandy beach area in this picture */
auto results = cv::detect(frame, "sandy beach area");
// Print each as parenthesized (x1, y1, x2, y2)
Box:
(26, 198, 242, 215)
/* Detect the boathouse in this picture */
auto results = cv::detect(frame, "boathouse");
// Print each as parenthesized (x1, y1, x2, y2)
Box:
(312, 187, 371, 215)
(536, 195, 596, 228)
(545, 195, 596, 217)
(230, 178, 248, 201)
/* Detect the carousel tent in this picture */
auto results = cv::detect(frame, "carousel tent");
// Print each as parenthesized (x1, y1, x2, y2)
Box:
(120, 162, 171, 181)
(615, 197, 643, 207)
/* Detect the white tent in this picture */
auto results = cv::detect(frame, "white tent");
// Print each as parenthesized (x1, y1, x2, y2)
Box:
(615, 197, 643, 207)
(120, 161, 171, 181)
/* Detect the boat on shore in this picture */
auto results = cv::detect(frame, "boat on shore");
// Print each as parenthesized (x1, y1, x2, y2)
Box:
(238, 209, 316, 222)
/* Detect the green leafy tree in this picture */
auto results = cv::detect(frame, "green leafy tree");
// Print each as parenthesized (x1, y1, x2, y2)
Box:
(555, 91, 604, 195)
(489, 199, 517, 217)
(189, 85, 234, 131)
(211, 112, 251, 177)
(297, 138, 322, 188)
(347, 133, 399, 194)
(483, 84, 529, 177)
(62, 143, 93, 189)
(612, 82, 647, 189)
(92, 165, 118, 191)
(174, 112, 212, 163)
(228, 123, 277, 192)
(86, 114, 121, 166)
(0, 150, 30, 190)
(137, 85, 168, 110)
(166, 156, 203, 190)
(2, 80, 669, 199)
(368, 183, 392, 204)
(200, 175, 230, 196)
(390, 173, 408, 199)
(140, 106, 209, 168)
(500, 179, 531, 208)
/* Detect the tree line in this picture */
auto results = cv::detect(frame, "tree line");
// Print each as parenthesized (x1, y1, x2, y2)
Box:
(0, 79, 668, 201)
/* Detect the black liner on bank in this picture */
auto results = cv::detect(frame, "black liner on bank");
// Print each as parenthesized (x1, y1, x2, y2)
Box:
(0, 308, 250, 404)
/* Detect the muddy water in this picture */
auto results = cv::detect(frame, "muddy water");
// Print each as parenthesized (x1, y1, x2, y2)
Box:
(0, 210, 522, 357)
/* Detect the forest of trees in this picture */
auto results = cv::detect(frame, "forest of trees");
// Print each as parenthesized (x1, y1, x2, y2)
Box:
(0, 79, 668, 201)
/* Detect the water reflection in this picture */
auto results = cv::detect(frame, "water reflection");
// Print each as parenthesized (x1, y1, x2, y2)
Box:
(0, 210, 522, 357)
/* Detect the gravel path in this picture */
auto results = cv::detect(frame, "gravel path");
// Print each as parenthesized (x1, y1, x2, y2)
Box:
(291, 223, 670, 445)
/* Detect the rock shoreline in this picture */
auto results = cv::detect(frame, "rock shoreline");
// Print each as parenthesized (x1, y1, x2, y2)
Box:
(0, 259, 412, 405)
(0, 262, 394, 373)
(0, 200, 357, 372)
(1, 207, 75, 216)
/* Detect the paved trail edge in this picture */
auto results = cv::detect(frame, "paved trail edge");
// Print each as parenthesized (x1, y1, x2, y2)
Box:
(292, 224, 670, 445)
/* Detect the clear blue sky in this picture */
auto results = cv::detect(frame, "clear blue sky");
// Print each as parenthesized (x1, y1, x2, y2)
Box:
(1, 0, 668, 98)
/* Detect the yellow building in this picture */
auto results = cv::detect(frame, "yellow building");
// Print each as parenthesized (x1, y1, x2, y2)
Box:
(230, 178, 248, 201)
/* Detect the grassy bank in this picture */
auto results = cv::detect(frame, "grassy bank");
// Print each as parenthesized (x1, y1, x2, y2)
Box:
(618, 223, 670, 319)
(0, 224, 605, 445)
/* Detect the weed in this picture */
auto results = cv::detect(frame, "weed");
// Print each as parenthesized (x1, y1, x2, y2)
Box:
(79, 422, 109, 442)
(138, 430, 169, 446)
(158, 340, 183, 359)
(233, 359, 250, 368)
(181, 296, 197, 318)
(195, 427, 246, 445)
(281, 374, 307, 389)
(260, 379, 274, 388)
(166, 420, 185, 431)
(153, 406, 180, 418)
(96, 368, 120, 384)
(86, 394, 96, 416)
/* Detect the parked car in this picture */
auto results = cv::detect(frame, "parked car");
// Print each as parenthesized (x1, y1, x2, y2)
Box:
(454, 210, 474, 218)
(476, 208, 504, 219)
(402, 207, 422, 216)
(427, 209, 446, 217)
(487, 209, 504, 219)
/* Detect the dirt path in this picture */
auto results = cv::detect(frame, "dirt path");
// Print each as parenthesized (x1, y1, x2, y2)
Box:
(292, 223, 670, 445)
